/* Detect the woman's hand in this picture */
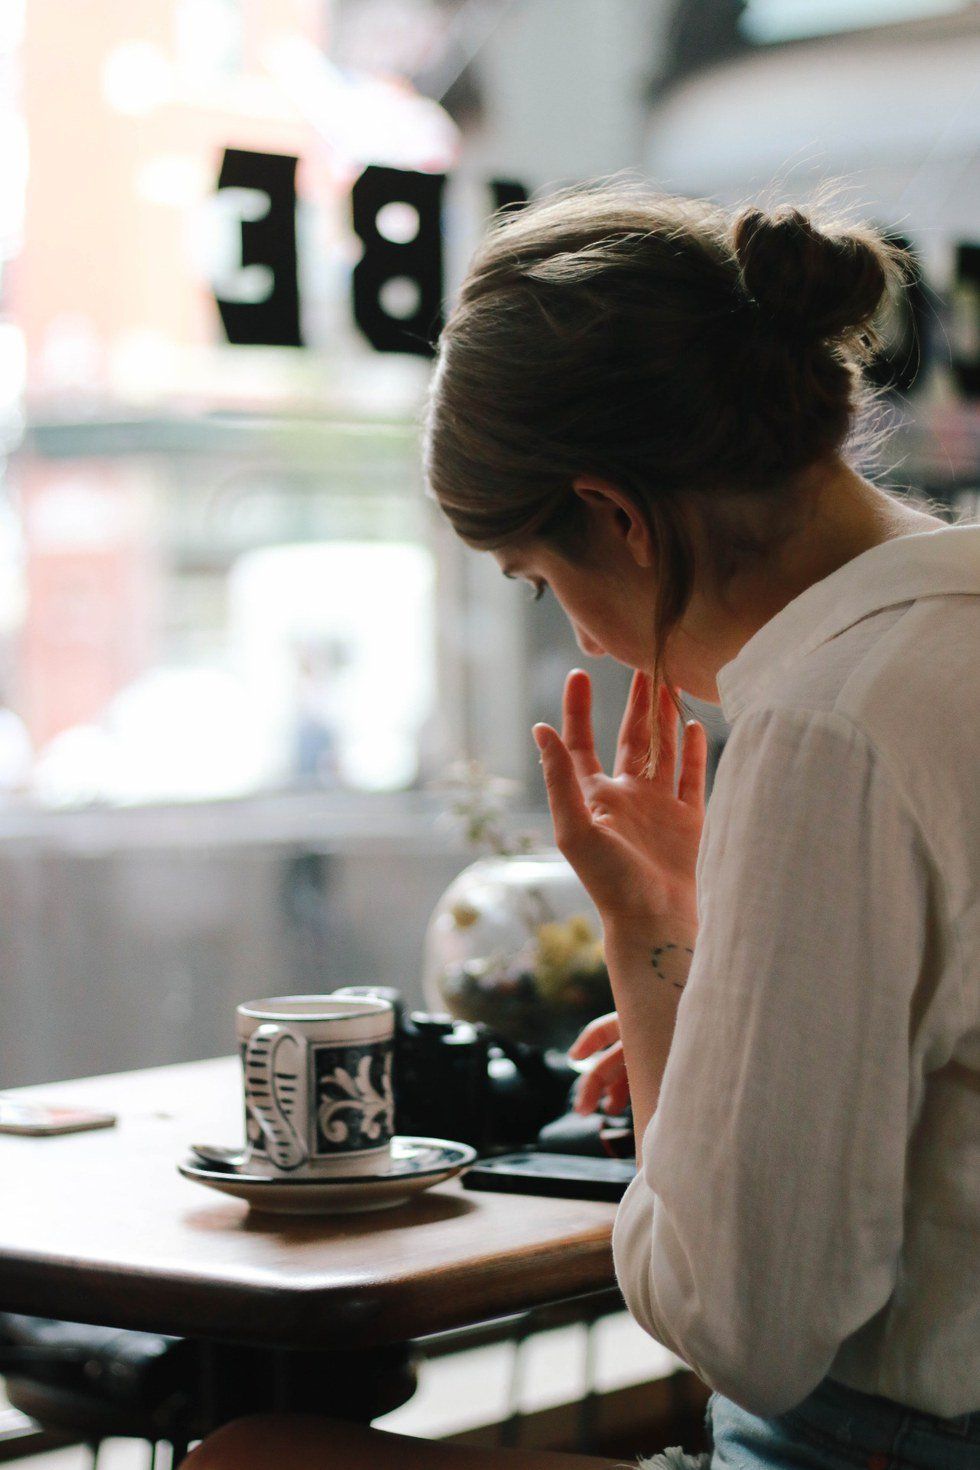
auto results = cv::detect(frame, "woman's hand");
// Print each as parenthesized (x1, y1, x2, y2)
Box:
(532, 669, 707, 932)
(568, 1012, 628, 1116)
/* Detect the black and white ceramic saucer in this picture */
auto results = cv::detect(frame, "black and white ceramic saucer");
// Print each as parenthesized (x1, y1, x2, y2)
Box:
(178, 1136, 477, 1215)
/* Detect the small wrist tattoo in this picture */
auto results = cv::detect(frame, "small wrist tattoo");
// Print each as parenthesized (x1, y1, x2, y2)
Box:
(650, 943, 695, 990)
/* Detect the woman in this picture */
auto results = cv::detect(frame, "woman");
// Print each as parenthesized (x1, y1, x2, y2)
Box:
(188, 186, 980, 1469)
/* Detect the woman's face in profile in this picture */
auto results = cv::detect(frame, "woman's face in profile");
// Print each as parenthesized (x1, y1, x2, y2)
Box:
(491, 541, 722, 704)
(492, 543, 628, 663)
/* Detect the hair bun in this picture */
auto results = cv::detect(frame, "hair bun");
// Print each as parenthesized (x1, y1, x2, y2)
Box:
(732, 205, 896, 349)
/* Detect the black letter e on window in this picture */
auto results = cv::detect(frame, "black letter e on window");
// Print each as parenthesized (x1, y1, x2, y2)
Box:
(213, 148, 301, 348)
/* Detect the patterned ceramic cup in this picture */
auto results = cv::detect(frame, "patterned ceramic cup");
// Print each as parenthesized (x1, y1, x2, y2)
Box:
(235, 994, 395, 1178)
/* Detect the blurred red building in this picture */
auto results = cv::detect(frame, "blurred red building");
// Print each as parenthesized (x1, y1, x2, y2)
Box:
(10, 0, 327, 749)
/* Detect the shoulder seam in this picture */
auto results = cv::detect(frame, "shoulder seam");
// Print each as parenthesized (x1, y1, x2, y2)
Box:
(730, 703, 930, 852)
(733, 702, 967, 1034)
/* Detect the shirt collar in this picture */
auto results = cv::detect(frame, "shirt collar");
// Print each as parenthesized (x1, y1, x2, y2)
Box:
(715, 522, 980, 723)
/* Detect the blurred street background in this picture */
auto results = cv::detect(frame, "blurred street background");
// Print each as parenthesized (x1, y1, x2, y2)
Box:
(0, 0, 976, 1087)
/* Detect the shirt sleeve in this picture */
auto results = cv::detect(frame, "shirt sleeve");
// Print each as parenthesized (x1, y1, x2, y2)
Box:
(611, 703, 935, 1418)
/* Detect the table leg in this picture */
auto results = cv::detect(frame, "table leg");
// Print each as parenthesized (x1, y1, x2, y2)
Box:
(189, 1340, 419, 1433)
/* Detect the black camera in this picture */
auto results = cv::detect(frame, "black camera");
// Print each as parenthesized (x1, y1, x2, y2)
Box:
(332, 986, 580, 1155)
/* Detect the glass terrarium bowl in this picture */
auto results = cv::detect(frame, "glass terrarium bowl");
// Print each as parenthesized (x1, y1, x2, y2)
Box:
(422, 847, 613, 1052)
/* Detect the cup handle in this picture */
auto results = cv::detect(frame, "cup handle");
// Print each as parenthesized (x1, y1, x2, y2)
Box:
(244, 1023, 307, 1171)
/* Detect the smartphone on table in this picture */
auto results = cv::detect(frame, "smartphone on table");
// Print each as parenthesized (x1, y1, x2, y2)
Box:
(0, 1098, 117, 1136)
(463, 1149, 636, 1202)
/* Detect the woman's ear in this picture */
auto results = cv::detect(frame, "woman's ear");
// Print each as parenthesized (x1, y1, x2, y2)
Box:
(571, 476, 654, 568)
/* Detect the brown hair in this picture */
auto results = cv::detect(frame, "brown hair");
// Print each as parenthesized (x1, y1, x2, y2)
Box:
(422, 181, 912, 774)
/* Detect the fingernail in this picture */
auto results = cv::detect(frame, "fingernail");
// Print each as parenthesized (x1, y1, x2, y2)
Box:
(532, 725, 548, 751)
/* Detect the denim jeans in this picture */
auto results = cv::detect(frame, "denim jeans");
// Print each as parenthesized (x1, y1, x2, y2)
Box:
(636, 1374, 980, 1469)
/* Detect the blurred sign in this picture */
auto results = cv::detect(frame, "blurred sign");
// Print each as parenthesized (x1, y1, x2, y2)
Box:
(213, 152, 526, 357)
(210, 150, 980, 399)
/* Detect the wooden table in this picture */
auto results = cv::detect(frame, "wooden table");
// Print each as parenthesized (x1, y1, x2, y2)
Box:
(0, 1058, 619, 1353)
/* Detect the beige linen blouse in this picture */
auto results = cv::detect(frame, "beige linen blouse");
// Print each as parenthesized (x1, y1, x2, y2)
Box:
(611, 521, 980, 1421)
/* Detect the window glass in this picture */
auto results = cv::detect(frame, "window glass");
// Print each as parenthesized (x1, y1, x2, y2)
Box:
(0, 0, 459, 806)
(740, 0, 968, 44)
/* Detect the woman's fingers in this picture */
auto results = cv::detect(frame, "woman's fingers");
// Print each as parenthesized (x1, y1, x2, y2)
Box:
(677, 719, 708, 813)
(568, 1011, 620, 1059)
(603, 1072, 631, 1114)
(573, 1042, 627, 1114)
(613, 669, 653, 779)
(532, 723, 593, 855)
(561, 669, 603, 780)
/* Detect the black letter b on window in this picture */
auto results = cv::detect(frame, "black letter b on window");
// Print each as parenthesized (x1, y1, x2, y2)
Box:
(352, 165, 445, 358)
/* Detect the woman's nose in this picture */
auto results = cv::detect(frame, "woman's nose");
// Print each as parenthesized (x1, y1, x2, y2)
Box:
(576, 629, 605, 658)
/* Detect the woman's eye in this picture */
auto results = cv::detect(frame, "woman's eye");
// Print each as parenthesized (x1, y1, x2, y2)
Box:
(502, 569, 547, 603)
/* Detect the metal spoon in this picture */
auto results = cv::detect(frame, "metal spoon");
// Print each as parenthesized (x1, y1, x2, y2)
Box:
(189, 1142, 249, 1171)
